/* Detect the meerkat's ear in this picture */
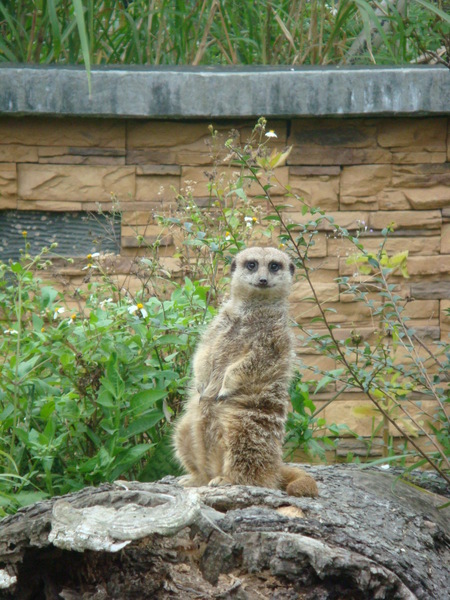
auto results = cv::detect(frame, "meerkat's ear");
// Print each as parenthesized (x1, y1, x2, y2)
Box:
(231, 259, 237, 273)
(289, 262, 295, 276)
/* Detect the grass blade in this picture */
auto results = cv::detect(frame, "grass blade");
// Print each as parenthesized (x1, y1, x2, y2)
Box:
(72, 0, 91, 95)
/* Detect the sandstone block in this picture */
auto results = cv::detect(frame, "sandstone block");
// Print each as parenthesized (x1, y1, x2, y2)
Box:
(136, 175, 180, 201)
(403, 186, 450, 210)
(0, 163, 17, 199)
(121, 224, 164, 238)
(329, 235, 441, 258)
(286, 210, 370, 232)
(17, 200, 83, 211)
(0, 117, 125, 148)
(18, 164, 135, 202)
(136, 165, 181, 176)
(122, 211, 157, 226)
(402, 299, 439, 320)
(39, 155, 126, 166)
(441, 223, 450, 254)
(341, 164, 391, 198)
(369, 210, 441, 231)
(288, 119, 391, 165)
(377, 118, 447, 152)
(0, 197, 17, 209)
(378, 190, 410, 211)
(392, 152, 447, 164)
(0, 145, 38, 163)
(407, 256, 450, 277)
(392, 163, 450, 188)
(289, 166, 341, 176)
(291, 282, 340, 304)
(37, 146, 126, 165)
(294, 355, 337, 383)
(411, 282, 450, 300)
(291, 297, 373, 325)
(289, 174, 339, 211)
(127, 121, 237, 166)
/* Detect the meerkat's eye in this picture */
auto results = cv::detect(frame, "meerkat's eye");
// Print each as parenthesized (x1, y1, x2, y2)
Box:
(246, 260, 258, 272)
(269, 262, 281, 272)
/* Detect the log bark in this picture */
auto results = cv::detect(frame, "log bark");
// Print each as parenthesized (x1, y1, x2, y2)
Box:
(0, 465, 448, 599)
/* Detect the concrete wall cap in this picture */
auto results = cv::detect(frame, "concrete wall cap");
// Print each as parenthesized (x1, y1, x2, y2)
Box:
(0, 64, 449, 118)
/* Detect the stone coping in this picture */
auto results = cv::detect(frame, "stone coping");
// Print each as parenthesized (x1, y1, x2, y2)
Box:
(0, 65, 449, 119)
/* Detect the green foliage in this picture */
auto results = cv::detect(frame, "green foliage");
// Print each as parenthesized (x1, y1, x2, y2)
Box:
(0, 1, 448, 66)
(285, 376, 350, 461)
(0, 246, 216, 514)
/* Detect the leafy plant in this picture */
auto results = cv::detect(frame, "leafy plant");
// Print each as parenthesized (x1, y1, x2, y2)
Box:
(0, 1, 448, 67)
(0, 240, 217, 514)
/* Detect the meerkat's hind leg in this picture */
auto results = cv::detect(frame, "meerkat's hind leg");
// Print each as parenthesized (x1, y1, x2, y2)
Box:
(280, 465, 318, 498)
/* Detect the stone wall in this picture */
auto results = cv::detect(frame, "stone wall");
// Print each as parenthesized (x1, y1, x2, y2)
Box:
(0, 114, 449, 460)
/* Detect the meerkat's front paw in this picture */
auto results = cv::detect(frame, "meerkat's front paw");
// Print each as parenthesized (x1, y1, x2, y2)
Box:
(208, 476, 233, 487)
(178, 475, 203, 487)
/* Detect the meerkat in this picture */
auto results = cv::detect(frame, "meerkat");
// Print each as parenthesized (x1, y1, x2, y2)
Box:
(173, 246, 318, 498)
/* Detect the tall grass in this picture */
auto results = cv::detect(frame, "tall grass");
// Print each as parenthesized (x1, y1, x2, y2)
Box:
(0, 1, 448, 67)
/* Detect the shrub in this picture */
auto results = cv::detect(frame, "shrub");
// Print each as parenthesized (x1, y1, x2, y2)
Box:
(0, 244, 216, 513)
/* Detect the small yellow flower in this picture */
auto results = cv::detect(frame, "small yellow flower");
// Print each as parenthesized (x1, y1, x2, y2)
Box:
(137, 303, 144, 310)
(71, 314, 76, 320)
(265, 130, 277, 138)
(278, 243, 286, 249)
(41, 327, 45, 333)
(22, 230, 27, 237)
(87, 253, 92, 259)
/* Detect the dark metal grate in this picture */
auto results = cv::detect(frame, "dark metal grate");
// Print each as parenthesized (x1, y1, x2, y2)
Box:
(0, 210, 121, 261)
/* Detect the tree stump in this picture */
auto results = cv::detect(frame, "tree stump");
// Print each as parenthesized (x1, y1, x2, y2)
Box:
(0, 465, 448, 599)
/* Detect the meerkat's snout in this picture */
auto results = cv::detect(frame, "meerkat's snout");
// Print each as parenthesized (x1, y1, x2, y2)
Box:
(258, 275, 268, 287)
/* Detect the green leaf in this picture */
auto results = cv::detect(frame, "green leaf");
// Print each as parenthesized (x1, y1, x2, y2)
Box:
(122, 411, 164, 439)
(109, 444, 153, 481)
(130, 389, 169, 411)
(72, 0, 92, 96)
(314, 376, 332, 393)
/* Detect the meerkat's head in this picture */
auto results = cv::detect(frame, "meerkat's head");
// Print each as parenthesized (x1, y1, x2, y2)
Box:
(230, 247, 295, 303)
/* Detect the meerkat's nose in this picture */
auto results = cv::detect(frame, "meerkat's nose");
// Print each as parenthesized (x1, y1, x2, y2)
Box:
(258, 276, 268, 286)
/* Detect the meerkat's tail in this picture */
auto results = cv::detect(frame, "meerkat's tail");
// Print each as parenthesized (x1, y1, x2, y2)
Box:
(280, 464, 318, 498)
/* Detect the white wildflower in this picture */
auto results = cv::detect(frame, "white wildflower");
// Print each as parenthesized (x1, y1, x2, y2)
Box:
(128, 303, 148, 318)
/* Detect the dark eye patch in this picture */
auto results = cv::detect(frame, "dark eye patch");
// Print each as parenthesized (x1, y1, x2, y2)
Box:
(269, 261, 281, 272)
(245, 260, 258, 272)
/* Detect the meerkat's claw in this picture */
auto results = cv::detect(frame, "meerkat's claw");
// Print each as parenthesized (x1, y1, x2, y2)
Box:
(208, 476, 233, 487)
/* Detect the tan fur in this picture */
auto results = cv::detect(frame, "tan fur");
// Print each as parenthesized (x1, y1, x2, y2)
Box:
(173, 247, 318, 497)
